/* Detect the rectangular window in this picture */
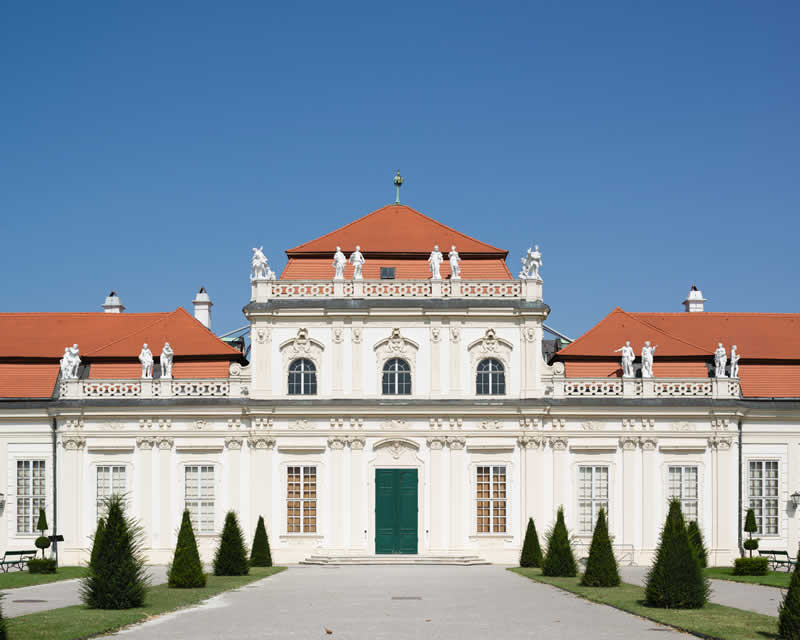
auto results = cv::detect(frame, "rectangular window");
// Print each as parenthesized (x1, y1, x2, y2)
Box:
(749, 460, 779, 535)
(668, 466, 699, 524)
(287, 466, 317, 533)
(578, 465, 609, 534)
(16, 460, 46, 534)
(96, 465, 126, 519)
(185, 465, 215, 533)
(476, 465, 507, 533)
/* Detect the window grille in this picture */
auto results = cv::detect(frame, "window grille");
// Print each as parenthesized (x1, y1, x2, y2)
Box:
(382, 358, 411, 395)
(476, 358, 505, 395)
(476, 465, 507, 533)
(578, 465, 609, 534)
(288, 358, 317, 395)
(96, 465, 126, 519)
(185, 465, 215, 533)
(287, 466, 317, 533)
(749, 460, 779, 535)
(16, 460, 45, 534)
(667, 466, 698, 523)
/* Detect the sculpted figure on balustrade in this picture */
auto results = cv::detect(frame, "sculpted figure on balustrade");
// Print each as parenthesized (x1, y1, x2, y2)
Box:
(640, 341, 658, 378)
(349, 245, 365, 280)
(60, 344, 81, 380)
(332, 246, 347, 280)
(139, 343, 154, 379)
(714, 343, 727, 377)
(448, 245, 461, 280)
(730, 345, 740, 378)
(161, 342, 174, 379)
(614, 341, 636, 377)
(428, 245, 443, 280)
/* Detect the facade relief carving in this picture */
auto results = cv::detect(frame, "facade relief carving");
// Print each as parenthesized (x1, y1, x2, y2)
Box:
(157, 437, 174, 450)
(708, 435, 733, 450)
(225, 437, 244, 450)
(619, 436, 639, 451)
(352, 327, 362, 344)
(671, 421, 695, 432)
(374, 438, 419, 460)
(449, 326, 460, 343)
(136, 437, 155, 449)
(550, 436, 568, 450)
(711, 418, 731, 430)
(581, 421, 603, 431)
(431, 327, 441, 343)
(480, 419, 503, 430)
(62, 436, 86, 450)
(247, 436, 275, 450)
(641, 438, 658, 451)
(383, 418, 407, 430)
(518, 435, 543, 449)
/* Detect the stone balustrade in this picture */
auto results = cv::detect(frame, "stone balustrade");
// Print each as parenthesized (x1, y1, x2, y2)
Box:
(250, 278, 541, 302)
(552, 376, 741, 399)
(59, 377, 249, 400)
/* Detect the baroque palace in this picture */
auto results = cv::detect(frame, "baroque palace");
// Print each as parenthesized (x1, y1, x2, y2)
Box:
(2, 190, 799, 566)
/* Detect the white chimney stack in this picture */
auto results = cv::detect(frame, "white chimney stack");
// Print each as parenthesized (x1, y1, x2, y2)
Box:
(682, 285, 706, 313)
(193, 287, 213, 329)
(102, 291, 125, 313)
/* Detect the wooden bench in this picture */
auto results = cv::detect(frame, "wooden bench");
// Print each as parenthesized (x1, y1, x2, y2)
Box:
(0, 550, 37, 573)
(758, 549, 796, 571)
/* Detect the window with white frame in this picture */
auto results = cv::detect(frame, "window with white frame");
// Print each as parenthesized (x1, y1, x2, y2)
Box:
(476, 465, 507, 533)
(578, 465, 609, 534)
(96, 465, 126, 519)
(16, 460, 45, 534)
(749, 460, 779, 535)
(185, 465, 215, 534)
(668, 466, 699, 524)
(476, 358, 506, 395)
(288, 358, 317, 395)
(287, 466, 317, 533)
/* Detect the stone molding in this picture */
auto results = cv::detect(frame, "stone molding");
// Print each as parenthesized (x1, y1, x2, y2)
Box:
(62, 436, 86, 450)
(157, 437, 174, 450)
(136, 437, 155, 449)
(247, 435, 276, 450)
(225, 437, 244, 450)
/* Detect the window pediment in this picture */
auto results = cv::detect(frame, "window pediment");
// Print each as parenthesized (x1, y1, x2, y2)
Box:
(468, 329, 513, 368)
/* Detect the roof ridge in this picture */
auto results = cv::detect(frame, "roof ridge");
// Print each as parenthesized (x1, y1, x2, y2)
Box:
(618, 309, 710, 353)
(84, 311, 177, 356)
(172, 307, 241, 355)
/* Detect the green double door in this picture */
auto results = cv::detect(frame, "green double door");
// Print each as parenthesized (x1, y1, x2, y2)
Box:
(375, 469, 418, 554)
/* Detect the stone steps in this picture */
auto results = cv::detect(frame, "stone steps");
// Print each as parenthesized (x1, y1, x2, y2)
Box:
(300, 554, 490, 566)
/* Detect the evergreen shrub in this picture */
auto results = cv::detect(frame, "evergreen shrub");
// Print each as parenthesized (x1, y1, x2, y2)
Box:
(644, 499, 709, 609)
(744, 508, 759, 558)
(213, 511, 249, 576)
(89, 518, 105, 569)
(581, 507, 620, 587)
(28, 558, 57, 574)
(520, 518, 543, 568)
(542, 507, 577, 577)
(81, 495, 149, 609)
(779, 548, 800, 639)
(168, 510, 206, 588)
(733, 557, 768, 576)
(0, 594, 7, 640)
(686, 521, 708, 569)
(36, 508, 50, 558)
(250, 516, 272, 568)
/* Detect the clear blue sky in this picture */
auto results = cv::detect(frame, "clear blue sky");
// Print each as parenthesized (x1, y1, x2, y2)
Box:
(2, 2, 798, 340)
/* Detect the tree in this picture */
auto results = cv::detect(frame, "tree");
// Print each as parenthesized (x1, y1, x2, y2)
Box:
(520, 518, 543, 568)
(542, 507, 577, 577)
(89, 518, 105, 570)
(35, 507, 50, 559)
(250, 516, 272, 568)
(168, 510, 207, 588)
(645, 499, 709, 609)
(81, 495, 149, 609)
(213, 511, 249, 576)
(581, 507, 620, 587)
(744, 508, 759, 558)
(687, 521, 708, 569)
(779, 546, 800, 639)
(0, 594, 6, 640)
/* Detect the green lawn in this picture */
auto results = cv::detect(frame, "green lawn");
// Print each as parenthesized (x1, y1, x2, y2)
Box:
(7, 566, 286, 640)
(511, 568, 779, 640)
(0, 567, 87, 590)
(705, 566, 792, 589)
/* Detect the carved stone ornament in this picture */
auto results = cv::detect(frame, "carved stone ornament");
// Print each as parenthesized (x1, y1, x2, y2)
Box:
(247, 436, 275, 450)
(252, 417, 273, 430)
(157, 437, 174, 450)
(671, 421, 695, 432)
(255, 327, 269, 344)
(352, 328, 362, 344)
(449, 417, 463, 430)
(518, 436, 542, 449)
(619, 436, 639, 451)
(523, 326, 539, 343)
(621, 418, 635, 431)
(708, 435, 733, 450)
(225, 437, 243, 450)
(641, 438, 658, 451)
(374, 329, 418, 372)
(551, 361, 565, 376)
(427, 437, 446, 450)
(447, 436, 466, 450)
(640, 418, 656, 431)
(137, 437, 155, 449)
(383, 418, 407, 430)
(711, 418, 731, 431)
(227, 418, 243, 430)
(551, 418, 567, 430)
(281, 329, 324, 378)
(431, 327, 441, 343)
(290, 419, 313, 430)
(349, 437, 365, 450)
(229, 362, 244, 376)
(449, 326, 460, 343)
(469, 329, 513, 371)
(328, 437, 348, 450)
(550, 437, 568, 451)
(480, 420, 503, 430)
(333, 328, 344, 344)
(429, 417, 443, 430)
(581, 421, 603, 431)
(63, 418, 83, 430)
(62, 436, 86, 450)
(194, 419, 207, 431)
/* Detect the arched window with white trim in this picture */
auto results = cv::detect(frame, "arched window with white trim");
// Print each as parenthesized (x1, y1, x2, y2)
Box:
(288, 358, 317, 395)
(382, 358, 411, 395)
(476, 358, 505, 395)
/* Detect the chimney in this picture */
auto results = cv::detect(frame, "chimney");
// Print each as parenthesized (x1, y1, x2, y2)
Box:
(102, 291, 125, 313)
(193, 287, 213, 329)
(682, 285, 706, 313)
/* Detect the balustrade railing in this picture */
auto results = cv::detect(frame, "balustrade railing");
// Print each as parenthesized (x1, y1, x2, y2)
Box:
(60, 377, 248, 400)
(553, 376, 740, 399)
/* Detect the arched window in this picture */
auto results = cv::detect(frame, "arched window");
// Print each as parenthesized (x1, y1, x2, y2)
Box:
(288, 358, 317, 395)
(382, 358, 411, 395)
(476, 358, 505, 395)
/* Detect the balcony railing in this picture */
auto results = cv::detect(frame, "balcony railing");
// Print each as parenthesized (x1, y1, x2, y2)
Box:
(59, 377, 250, 400)
(552, 376, 740, 399)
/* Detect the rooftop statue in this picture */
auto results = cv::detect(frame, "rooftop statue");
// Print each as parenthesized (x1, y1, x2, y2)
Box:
(60, 344, 81, 380)
(714, 343, 727, 378)
(332, 246, 347, 280)
(250, 246, 275, 280)
(349, 245, 365, 280)
(730, 345, 740, 378)
(139, 343, 154, 379)
(519, 245, 542, 280)
(641, 341, 658, 378)
(161, 342, 174, 379)
(614, 340, 636, 378)
(428, 245, 443, 280)
(449, 245, 461, 280)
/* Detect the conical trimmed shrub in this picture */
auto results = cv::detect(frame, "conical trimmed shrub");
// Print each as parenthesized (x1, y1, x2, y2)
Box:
(520, 517, 543, 568)
(250, 516, 272, 567)
(779, 546, 800, 639)
(213, 511, 249, 576)
(81, 495, 149, 609)
(644, 499, 709, 609)
(581, 507, 620, 587)
(687, 521, 708, 569)
(744, 508, 759, 558)
(89, 518, 105, 569)
(543, 507, 577, 577)
(168, 510, 206, 588)
(0, 594, 6, 640)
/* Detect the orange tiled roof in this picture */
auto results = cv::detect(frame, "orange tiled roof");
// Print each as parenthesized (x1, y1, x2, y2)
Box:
(88, 361, 230, 379)
(0, 364, 60, 399)
(281, 257, 512, 280)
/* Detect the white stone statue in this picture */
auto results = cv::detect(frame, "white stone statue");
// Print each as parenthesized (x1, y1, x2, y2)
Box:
(448, 246, 461, 280)
(614, 341, 636, 377)
(730, 345, 740, 378)
(349, 245, 365, 280)
(160, 342, 174, 379)
(428, 245, 443, 280)
(519, 245, 543, 280)
(714, 343, 727, 378)
(250, 246, 275, 280)
(60, 344, 81, 380)
(332, 246, 347, 280)
(641, 341, 658, 378)
(139, 343, 154, 379)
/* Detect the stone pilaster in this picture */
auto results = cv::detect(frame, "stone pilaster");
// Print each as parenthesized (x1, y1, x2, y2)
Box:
(427, 436, 447, 551)
(620, 436, 639, 547)
(349, 437, 366, 550)
(60, 436, 85, 557)
(448, 437, 466, 550)
(136, 437, 155, 553)
(248, 434, 275, 534)
(641, 438, 659, 555)
(155, 437, 173, 552)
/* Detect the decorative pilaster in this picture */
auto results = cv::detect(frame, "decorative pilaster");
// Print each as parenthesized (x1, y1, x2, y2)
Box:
(349, 436, 366, 550)
(248, 432, 274, 537)
(641, 437, 659, 554)
(449, 324, 461, 395)
(620, 437, 639, 548)
(427, 436, 447, 551)
(155, 437, 174, 550)
(431, 324, 441, 396)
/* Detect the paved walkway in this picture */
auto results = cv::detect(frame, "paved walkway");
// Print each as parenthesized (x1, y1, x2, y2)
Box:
(619, 566, 784, 617)
(111, 565, 686, 639)
(2, 566, 167, 618)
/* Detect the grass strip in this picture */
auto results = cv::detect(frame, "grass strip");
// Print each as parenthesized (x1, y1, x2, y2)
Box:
(0, 567, 87, 590)
(7, 566, 285, 640)
(510, 567, 779, 640)
(705, 566, 791, 589)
